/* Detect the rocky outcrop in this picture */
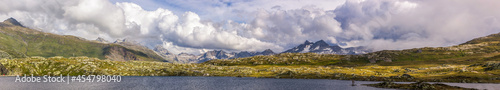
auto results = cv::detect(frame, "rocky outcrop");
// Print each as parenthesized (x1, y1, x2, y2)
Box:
(154, 45, 171, 55)
(113, 38, 140, 45)
(95, 37, 108, 43)
(366, 52, 394, 63)
(104, 46, 140, 61)
(112, 39, 168, 62)
(0, 63, 7, 75)
(366, 81, 474, 90)
(342, 50, 403, 63)
(0, 18, 24, 27)
(471, 61, 500, 71)
(0, 50, 11, 59)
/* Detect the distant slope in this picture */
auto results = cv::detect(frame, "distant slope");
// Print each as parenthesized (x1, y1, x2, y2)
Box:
(111, 39, 169, 62)
(206, 32, 500, 66)
(348, 32, 500, 64)
(0, 18, 167, 62)
(461, 33, 500, 45)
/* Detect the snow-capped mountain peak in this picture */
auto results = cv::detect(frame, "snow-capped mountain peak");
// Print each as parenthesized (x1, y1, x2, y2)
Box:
(283, 40, 371, 55)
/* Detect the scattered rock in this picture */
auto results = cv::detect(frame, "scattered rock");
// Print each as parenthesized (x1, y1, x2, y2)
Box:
(401, 74, 413, 78)
(483, 62, 500, 71)
(351, 80, 357, 86)
(369, 81, 396, 88)
(416, 49, 423, 53)
(0, 63, 7, 75)
(365, 81, 477, 90)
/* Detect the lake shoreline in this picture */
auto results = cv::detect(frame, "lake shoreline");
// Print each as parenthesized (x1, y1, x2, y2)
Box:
(1, 75, 499, 84)
(2, 56, 500, 84)
(1, 76, 498, 90)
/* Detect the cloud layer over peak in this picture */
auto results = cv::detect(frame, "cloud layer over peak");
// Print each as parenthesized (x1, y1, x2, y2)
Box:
(1, 0, 500, 54)
(0, 0, 285, 54)
(334, 0, 500, 50)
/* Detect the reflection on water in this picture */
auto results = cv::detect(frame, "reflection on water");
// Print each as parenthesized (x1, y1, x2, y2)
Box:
(0, 76, 497, 90)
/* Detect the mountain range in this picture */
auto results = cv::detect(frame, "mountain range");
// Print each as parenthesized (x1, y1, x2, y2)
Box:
(153, 46, 276, 63)
(282, 40, 371, 55)
(152, 40, 370, 63)
(0, 18, 372, 63)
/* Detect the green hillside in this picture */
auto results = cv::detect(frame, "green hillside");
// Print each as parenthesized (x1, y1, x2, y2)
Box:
(201, 32, 500, 83)
(0, 18, 166, 62)
(206, 32, 500, 66)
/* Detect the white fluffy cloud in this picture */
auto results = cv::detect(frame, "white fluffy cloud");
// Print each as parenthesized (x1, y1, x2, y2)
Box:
(332, 0, 500, 50)
(64, 0, 128, 37)
(110, 0, 346, 22)
(1, 0, 500, 54)
(232, 7, 344, 48)
(0, 0, 283, 54)
(222, 0, 500, 51)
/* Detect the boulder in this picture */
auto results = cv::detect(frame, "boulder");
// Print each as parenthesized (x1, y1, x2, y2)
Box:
(401, 74, 413, 78)
(0, 63, 7, 75)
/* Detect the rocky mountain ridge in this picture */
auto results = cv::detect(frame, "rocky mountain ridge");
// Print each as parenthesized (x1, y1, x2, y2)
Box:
(0, 18, 167, 62)
(153, 40, 372, 63)
(0, 18, 372, 63)
(153, 45, 276, 63)
(283, 40, 371, 55)
(0, 18, 24, 27)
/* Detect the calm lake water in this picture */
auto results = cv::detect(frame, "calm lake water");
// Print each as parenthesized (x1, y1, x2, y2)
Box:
(0, 76, 498, 90)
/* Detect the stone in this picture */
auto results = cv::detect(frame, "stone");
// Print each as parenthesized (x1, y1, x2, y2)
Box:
(0, 63, 7, 75)
(401, 74, 413, 78)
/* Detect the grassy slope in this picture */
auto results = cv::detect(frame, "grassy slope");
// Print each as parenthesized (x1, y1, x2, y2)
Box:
(206, 32, 500, 66)
(2, 56, 499, 83)
(0, 19, 166, 62)
(0, 26, 107, 59)
(201, 32, 500, 83)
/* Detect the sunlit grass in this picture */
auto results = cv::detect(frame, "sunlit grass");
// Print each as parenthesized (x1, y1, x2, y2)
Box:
(1, 56, 499, 83)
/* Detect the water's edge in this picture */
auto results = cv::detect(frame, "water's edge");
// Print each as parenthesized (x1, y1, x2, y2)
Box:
(0, 76, 497, 90)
